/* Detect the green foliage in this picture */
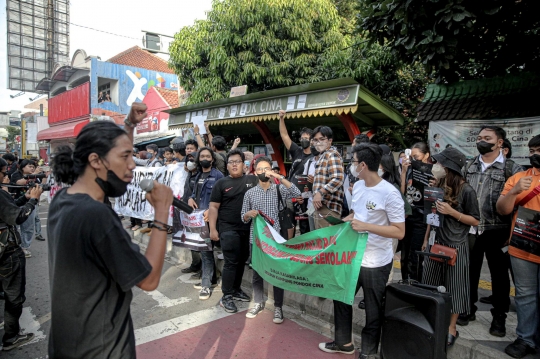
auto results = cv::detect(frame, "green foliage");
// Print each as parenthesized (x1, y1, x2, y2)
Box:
(358, 0, 540, 82)
(6, 126, 20, 148)
(169, 0, 349, 105)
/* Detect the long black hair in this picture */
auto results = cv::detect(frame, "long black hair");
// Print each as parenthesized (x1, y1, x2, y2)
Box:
(51, 121, 127, 185)
(195, 146, 217, 171)
(380, 154, 401, 187)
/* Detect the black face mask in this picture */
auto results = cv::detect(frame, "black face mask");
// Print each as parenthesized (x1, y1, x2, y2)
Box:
(200, 160, 212, 169)
(146, 152, 153, 159)
(477, 141, 496, 155)
(257, 173, 270, 182)
(530, 154, 540, 168)
(310, 145, 320, 156)
(300, 139, 310, 149)
(95, 165, 131, 198)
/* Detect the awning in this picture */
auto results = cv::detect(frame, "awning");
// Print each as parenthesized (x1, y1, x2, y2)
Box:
(134, 133, 176, 146)
(37, 120, 90, 141)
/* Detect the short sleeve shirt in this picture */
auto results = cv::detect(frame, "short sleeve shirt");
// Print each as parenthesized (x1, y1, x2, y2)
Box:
(501, 168, 540, 264)
(47, 189, 152, 359)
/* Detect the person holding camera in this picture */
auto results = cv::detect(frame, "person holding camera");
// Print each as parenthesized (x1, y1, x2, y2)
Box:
(9, 160, 41, 257)
(0, 157, 43, 351)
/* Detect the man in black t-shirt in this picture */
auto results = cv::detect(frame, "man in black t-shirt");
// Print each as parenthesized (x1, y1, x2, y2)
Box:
(209, 149, 258, 313)
(278, 110, 313, 234)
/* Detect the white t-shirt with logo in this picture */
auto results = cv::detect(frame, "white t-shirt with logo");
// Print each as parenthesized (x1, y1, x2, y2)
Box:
(352, 179, 405, 268)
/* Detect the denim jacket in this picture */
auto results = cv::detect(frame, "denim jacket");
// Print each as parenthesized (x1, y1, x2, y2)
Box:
(464, 156, 523, 231)
(190, 168, 224, 210)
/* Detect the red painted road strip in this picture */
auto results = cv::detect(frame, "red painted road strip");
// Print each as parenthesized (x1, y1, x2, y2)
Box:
(137, 310, 342, 359)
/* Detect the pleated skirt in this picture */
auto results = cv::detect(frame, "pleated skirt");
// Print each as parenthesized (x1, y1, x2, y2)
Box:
(422, 240, 470, 315)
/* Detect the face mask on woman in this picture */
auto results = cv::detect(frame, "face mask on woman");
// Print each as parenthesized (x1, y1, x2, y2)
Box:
(431, 163, 447, 180)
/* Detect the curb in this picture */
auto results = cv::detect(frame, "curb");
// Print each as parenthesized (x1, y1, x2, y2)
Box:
(132, 230, 506, 359)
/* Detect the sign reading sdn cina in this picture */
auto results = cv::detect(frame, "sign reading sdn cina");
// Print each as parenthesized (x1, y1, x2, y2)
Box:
(170, 85, 359, 125)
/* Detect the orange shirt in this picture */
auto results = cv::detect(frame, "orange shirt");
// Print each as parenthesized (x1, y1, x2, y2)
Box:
(501, 168, 540, 264)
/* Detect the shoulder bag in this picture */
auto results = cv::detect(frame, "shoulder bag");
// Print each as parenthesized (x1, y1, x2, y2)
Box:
(276, 185, 294, 240)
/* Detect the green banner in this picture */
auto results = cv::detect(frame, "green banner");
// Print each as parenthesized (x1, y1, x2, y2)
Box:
(251, 216, 368, 304)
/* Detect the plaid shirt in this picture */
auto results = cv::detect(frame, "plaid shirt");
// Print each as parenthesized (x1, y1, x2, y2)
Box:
(241, 183, 301, 242)
(313, 147, 345, 214)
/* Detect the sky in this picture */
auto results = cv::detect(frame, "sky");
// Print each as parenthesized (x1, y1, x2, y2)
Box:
(0, 0, 213, 113)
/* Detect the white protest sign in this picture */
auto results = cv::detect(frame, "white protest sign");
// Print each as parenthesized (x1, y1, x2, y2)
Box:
(192, 116, 207, 135)
(429, 117, 540, 166)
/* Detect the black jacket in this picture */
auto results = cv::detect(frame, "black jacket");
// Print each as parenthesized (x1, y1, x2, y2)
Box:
(0, 190, 37, 227)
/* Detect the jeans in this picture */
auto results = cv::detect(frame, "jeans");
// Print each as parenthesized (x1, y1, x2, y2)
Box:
(252, 266, 284, 307)
(220, 230, 250, 296)
(510, 256, 540, 348)
(334, 261, 392, 355)
(201, 250, 217, 288)
(19, 209, 36, 249)
(0, 245, 26, 344)
(400, 210, 426, 281)
(34, 207, 42, 236)
(469, 229, 511, 315)
(308, 216, 315, 232)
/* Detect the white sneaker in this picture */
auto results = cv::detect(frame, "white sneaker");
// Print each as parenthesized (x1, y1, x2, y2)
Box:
(193, 282, 218, 290)
(23, 249, 31, 258)
(246, 303, 265, 318)
(0, 321, 4, 329)
(199, 287, 211, 300)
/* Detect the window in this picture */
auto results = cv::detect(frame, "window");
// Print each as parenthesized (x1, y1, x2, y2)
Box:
(98, 83, 110, 103)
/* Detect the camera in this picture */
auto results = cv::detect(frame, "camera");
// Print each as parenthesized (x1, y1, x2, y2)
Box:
(23, 173, 47, 180)
(26, 181, 51, 191)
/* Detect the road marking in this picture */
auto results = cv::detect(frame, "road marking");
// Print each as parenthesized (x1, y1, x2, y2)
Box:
(20, 307, 46, 345)
(135, 306, 246, 346)
(143, 290, 191, 309)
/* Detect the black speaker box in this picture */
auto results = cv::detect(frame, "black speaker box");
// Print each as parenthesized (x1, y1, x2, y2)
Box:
(381, 283, 452, 359)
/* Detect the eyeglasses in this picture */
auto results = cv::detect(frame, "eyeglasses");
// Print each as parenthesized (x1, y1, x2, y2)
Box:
(255, 168, 271, 173)
(350, 160, 360, 164)
(228, 160, 243, 165)
(311, 138, 327, 145)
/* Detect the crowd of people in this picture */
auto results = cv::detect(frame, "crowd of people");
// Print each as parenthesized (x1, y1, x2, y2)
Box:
(0, 102, 538, 359)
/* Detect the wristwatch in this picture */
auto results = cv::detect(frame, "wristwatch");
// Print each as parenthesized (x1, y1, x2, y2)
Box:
(123, 116, 136, 128)
(280, 175, 285, 180)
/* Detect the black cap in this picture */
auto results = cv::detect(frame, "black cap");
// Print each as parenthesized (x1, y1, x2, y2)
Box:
(433, 147, 466, 174)
(379, 144, 392, 156)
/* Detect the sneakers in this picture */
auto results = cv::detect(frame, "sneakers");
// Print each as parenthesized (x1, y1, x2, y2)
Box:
(220, 295, 238, 313)
(2, 333, 35, 351)
(358, 298, 365, 310)
(318, 341, 355, 355)
(456, 312, 476, 326)
(181, 266, 200, 274)
(505, 339, 537, 358)
(479, 295, 493, 304)
(490, 310, 507, 337)
(246, 303, 265, 318)
(273, 307, 284, 324)
(232, 289, 250, 302)
(22, 249, 31, 258)
(199, 287, 211, 300)
(34, 235, 45, 241)
(193, 282, 218, 290)
(190, 271, 202, 280)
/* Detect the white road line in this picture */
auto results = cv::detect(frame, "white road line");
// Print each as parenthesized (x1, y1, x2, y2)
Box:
(135, 306, 245, 346)
(143, 290, 191, 309)
(20, 307, 46, 345)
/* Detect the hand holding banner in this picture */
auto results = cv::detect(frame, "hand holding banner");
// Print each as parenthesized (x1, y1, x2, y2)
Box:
(252, 216, 368, 304)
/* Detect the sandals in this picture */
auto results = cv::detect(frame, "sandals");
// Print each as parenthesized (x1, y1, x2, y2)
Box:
(447, 331, 459, 347)
(131, 225, 141, 231)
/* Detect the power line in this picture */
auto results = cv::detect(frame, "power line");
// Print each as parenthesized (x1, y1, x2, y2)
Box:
(70, 22, 141, 40)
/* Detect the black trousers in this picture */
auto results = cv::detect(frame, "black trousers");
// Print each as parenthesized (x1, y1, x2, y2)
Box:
(468, 228, 511, 315)
(0, 245, 26, 344)
(293, 202, 310, 235)
(220, 230, 250, 296)
(130, 217, 142, 227)
(334, 261, 392, 355)
(401, 210, 427, 281)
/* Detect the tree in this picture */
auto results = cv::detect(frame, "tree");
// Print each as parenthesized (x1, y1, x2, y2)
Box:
(169, 0, 350, 105)
(358, 0, 540, 82)
(6, 126, 20, 150)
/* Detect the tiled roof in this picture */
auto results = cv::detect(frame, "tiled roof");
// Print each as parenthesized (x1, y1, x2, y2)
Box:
(155, 87, 179, 108)
(107, 46, 175, 74)
(416, 73, 540, 122)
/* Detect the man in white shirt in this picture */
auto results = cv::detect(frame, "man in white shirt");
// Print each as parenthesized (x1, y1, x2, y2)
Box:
(319, 143, 405, 359)
(426, 206, 440, 227)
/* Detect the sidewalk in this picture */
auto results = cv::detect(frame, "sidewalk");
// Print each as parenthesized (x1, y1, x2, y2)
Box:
(128, 224, 538, 359)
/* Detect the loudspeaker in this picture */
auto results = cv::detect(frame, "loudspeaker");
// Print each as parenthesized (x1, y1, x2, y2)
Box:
(381, 283, 452, 359)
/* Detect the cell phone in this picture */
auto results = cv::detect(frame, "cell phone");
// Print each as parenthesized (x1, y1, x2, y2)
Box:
(405, 149, 412, 159)
(324, 216, 345, 225)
